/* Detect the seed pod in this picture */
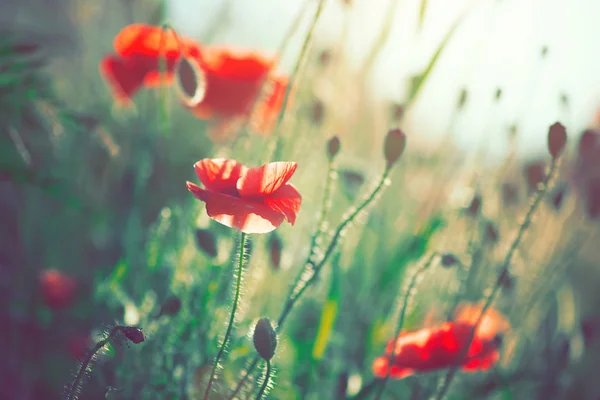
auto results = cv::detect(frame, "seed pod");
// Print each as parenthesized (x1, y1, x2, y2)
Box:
(119, 326, 145, 344)
(383, 128, 406, 167)
(253, 318, 277, 361)
(547, 122, 567, 159)
(327, 136, 341, 160)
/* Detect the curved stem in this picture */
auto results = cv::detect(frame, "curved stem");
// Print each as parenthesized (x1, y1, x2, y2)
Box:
(373, 253, 438, 400)
(203, 232, 248, 400)
(66, 327, 119, 400)
(230, 167, 392, 399)
(434, 159, 559, 400)
(255, 359, 272, 400)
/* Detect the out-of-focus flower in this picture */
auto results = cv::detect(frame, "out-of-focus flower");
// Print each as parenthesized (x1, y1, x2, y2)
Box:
(100, 24, 201, 105)
(249, 74, 289, 135)
(372, 303, 509, 380)
(186, 158, 302, 234)
(39, 269, 77, 309)
(67, 333, 90, 360)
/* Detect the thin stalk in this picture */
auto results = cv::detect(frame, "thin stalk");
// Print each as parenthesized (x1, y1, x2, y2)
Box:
(255, 360, 272, 400)
(230, 167, 392, 399)
(434, 158, 560, 400)
(360, 0, 400, 77)
(203, 232, 248, 400)
(373, 252, 438, 400)
(264, 0, 327, 163)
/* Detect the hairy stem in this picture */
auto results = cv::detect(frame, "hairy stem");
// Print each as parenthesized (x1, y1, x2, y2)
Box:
(203, 232, 248, 400)
(374, 252, 438, 400)
(255, 359, 272, 400)
(230, 167, 392, 399)
(434, 158, 559, 400)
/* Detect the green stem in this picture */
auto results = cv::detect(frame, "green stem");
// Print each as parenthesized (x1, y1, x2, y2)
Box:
(229, 167, 392, 399)
(373, 252, 438, 400)
(255, 359, 272, 400)
(264, 0, 327, 163)
(434, 159, 559, 400)
(66, 327, 118, 400)
(203, 232, 248, 400)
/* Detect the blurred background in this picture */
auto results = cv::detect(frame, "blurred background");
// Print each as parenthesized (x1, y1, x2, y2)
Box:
(2, 0, 600, 399)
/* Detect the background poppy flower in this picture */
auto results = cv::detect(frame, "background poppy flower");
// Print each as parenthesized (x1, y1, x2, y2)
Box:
(372, 303, 509, 380)
(39, 269, 77, 309)
(179, 46, 277, 119)
(100, 24, 201, 105)
(186, 158, 301, 234)
(250, 74, 290, 136)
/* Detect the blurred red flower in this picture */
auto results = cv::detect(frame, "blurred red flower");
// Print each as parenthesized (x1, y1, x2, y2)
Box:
(67, 333, 91, 360)
(372, 303, 510, 380)
(39, 269, 77, 309)
(186, 158, 301, 234)
(177, 46, 290, 137)
(100, 24, 201, 105)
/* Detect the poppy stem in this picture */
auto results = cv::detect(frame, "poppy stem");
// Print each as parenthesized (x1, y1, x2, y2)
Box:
(264, 0, 327, 163)
(229, 167, 393, 399)
(434, 157, 560, 400)
(373, 252, 439, 400)
(254, 359, 272, 400)
(203, 232, 248, 400)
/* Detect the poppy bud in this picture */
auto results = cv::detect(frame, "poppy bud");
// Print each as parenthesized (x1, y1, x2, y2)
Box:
(547, 122, 567, 159)
(327, 136, 341, 160)
(195, 229, 218, 258)
(524, 161, 546, 193)
(495, 88, 502, 102)
(119, 326, 145, 344)
(383, 128, 406, 167)
(318, 49, 332, 66)
(390, 102, 405, 122)
(578, 130, 599, 160)
(501, 183, 519, 207)
(483, 221, 499, 244)
(465, 194, 482, 217)
(253, 318, 277, 361)
(310, 100, 325, 125)
(550, 182, 567, 210)
(457, 88, 468, 110)
(175, 56, 206, 106)
(586, 177, 600, 219)
(441, 252, 459, 268)
(268, 234, 283, 269)
(158, 296, 182, 317)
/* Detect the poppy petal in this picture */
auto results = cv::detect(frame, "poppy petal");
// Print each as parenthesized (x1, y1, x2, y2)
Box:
(250, 75, 288, 135)
(99, 55, 147, 106)
(201, 46, 274, 80)
(264, 183, 301, 224)
(201, 191, 285, 234)
(114, 24, 181, 60)
(194, 158, 248, 194)
(237, 161, 298, 198)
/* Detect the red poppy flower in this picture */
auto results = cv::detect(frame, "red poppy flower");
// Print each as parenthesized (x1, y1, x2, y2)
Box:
(67, 333, 91, 360)
(186, 158, 301, 234)
(39, 269, 77, 309)
(250, 74, 290, 136)
(372, 303, 509, 380)
(100, 24, 201, 105)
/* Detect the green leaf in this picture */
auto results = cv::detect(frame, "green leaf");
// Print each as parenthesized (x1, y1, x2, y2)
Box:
(406, 14, 465, 106)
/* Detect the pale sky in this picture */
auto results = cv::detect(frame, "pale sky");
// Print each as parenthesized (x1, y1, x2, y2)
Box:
(169, 0, 600, 160)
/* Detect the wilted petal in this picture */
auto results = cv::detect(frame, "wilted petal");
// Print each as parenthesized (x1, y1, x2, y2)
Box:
(265, 183, 301, 224)
(194, 158, 248, 194)
(237, 161, 297, 197)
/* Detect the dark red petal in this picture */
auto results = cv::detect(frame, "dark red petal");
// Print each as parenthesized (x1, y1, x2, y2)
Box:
(99, 55, 147, 106)
(264, 183, 301, 224)
(193, 158, 248, 193)
(237, 161, 297, 198)
(201, 46, 274, 80)
(203, 191, 285, 234)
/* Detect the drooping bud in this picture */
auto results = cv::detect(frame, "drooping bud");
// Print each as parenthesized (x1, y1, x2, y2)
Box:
(268, 234, 283, 269)
(465, 194, 482, 217)
(547, 122, 567, 159)
(483, 221, 500, 244)
(383, 128, 406, 167)
(175, 56, 206, 106)
(327, 136, 341, 160)
(310, 100, 325, 125)
(253, 318, 277, 361)
(390, 102, 405, 122)
(119, 326, 145, 344)
(195, 229, 218, 258)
